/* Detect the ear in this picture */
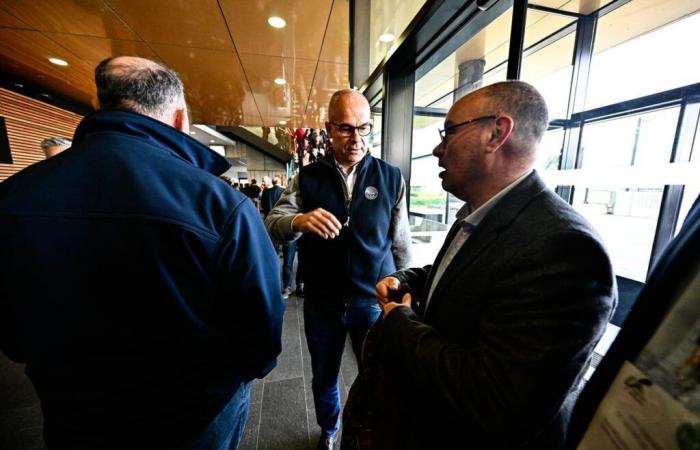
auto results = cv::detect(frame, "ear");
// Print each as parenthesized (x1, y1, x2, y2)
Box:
(174, 106, 190, 133)
(485, 115, 514, 153)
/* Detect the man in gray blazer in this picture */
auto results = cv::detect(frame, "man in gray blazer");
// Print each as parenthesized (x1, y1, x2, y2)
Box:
(374, 81, 617, 449)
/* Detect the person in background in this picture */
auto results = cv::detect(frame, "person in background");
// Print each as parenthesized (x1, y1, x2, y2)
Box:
(0, 56, 285, 450)
(265, 89, 412, 450)
(261, 176, 300, 299)
(261, 176, 283, 217)
(373, 81, 616, 449)
(40, 136, 71, 159)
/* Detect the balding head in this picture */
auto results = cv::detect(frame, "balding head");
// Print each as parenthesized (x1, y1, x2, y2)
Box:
(328, 89, 370, 123)
(434, 81, 549, 207)
(325, 89, 371, 170)
(455, 81, 548, 156)
(95, 56, 186, 126)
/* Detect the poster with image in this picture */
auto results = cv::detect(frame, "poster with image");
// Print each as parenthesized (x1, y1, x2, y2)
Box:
(579, 362, 700, 450)
(579, 271, 700, 449)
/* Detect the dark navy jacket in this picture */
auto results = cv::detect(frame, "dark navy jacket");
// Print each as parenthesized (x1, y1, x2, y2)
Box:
(298, 153, 402, 304)
(261, 185, 284, 216)
(0, 109, 285, 447)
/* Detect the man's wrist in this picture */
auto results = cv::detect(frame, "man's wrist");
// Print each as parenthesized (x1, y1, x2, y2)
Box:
(290, 213, 303, 232)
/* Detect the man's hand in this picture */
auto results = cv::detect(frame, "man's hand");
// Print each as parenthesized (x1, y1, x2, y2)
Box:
(376, 277, 412, 317)
(292, 208, 342, 239)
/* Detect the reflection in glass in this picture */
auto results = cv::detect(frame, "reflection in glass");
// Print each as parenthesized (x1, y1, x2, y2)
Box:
(573, 185, 662, 281)
(370, 101, 383, 160)
(521, 33, 575, 120)
(569, 107, 680, 281)
(536, 129, 564, 174)
(579, 108, 679, 170)
(585, 3, 700, 111)
(369, 0, 427, 73)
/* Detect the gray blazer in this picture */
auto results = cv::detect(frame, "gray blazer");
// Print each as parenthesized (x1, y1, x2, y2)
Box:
(378, 171, 617, 449)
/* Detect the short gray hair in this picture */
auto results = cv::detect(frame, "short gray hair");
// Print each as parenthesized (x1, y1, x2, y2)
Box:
(479, 81, 548, 152)
(40, 137, 72, 151)
(95, 57, 185, 119)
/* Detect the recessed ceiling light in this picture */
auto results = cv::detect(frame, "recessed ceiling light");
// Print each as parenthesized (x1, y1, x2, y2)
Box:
(209, 139, 216, 143)
(274, 78, 286, 85)
(378, 33, 395, 43)
(189, 131, 196, 135)
(279, 120, 287, 125)
(268, 16, 286, 29)
(49, 57, 68, 66)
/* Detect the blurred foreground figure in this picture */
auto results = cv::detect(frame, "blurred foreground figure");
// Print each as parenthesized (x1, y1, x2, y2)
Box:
(0, 56, 285, 450)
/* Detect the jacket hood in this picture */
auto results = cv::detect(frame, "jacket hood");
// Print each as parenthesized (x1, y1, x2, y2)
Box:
(72, 109, 231, 175)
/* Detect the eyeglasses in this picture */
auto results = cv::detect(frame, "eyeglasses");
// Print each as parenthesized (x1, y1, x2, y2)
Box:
(438, 115, 497, 144)
(330, 122, 373, 137)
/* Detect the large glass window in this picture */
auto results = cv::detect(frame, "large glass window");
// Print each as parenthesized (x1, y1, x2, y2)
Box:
(584, 1, 700, 110)
(369, 0, 426, 74)
(566, 107, 680, 281)
(521, 32, 576, 120)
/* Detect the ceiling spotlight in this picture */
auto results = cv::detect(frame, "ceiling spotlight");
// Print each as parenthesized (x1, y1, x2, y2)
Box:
(209, 139, 216, 143)
(378, 33, 395, 43)
(279, 120, 287, 125)
(189, 131, 196, 135)
(268, 16, 286, 29)
(274, 78, 286, 85)
(49, 57, 68, 66)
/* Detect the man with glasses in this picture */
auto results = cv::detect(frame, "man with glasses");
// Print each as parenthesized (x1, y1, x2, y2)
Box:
(265, 89, 412, 450)
(372, 81, 616, 449)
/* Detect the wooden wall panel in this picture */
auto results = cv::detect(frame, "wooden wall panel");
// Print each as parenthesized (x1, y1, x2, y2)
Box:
(0, 87, 83, 181)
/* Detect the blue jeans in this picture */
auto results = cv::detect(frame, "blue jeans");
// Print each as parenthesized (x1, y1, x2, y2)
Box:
(282, 241, 304, 289)
(303, 298, 381, 437)
(186, 380, 253, 450)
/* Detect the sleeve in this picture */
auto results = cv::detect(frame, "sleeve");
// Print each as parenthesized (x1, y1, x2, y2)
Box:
(263, 175, 304, 245)
(216, 197, 286, 380)
(390, 176, 413, 270)
(382, 231, 616, 439)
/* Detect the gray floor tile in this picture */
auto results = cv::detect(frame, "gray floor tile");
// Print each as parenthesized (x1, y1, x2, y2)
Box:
(0, 354, 40, 410)
(257, 377, 309, 450)
(239, 397, 262, 450)
(264, 354, 303, 383)
(250, 380, 264, 404)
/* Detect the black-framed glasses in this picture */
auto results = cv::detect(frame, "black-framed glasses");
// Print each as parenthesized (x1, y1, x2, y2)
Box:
(330, 122, 373, 137)
(438, 115, 497, 144)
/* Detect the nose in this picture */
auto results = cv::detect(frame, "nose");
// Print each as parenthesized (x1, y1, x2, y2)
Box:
(432, 141, 444, 157)
(349, 127, 362, 141)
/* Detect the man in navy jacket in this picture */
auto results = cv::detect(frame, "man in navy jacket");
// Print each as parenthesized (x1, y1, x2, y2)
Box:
(265, 90, 412, 450)
(0, 56, 285, 449)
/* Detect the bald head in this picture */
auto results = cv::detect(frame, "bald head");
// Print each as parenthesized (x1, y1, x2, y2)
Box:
(325, 89, 372, 170)
(328, 89, 370, 123)
(95, 56, 186, 123)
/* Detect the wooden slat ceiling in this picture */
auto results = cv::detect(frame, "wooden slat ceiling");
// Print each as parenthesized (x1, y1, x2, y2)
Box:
(0, 0, 350, 128)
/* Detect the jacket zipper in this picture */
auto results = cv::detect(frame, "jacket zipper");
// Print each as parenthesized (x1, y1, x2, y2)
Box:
(331, 159, 364, 308)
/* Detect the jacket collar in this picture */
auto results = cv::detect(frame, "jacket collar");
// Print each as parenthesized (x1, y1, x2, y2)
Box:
(423, 171, 548, 321)
(318, 149, 372, 173)
(72, 109, 231, 175)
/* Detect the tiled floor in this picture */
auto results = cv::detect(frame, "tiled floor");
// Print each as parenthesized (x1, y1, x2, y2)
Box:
(0, 293, 358, 450)
(0, 353, 45, 449)
(240, 294, 358, 450)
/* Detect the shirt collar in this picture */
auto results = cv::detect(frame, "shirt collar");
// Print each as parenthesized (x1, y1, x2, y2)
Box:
(457, 169, 533, 229)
